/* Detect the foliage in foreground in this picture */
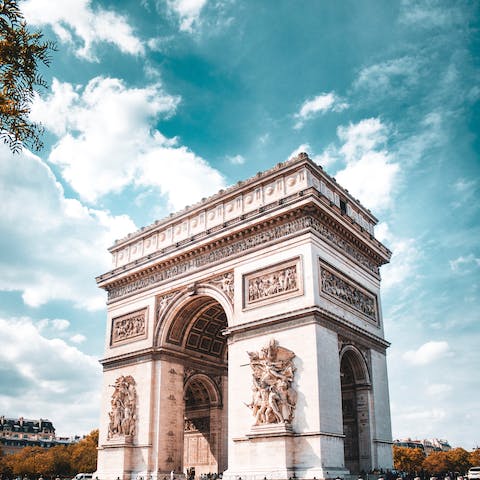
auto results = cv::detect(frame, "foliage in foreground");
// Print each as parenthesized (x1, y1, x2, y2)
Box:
(0, 429, 98, 477)
(393, 446, 480, 476)
(0, 0, 56, 153)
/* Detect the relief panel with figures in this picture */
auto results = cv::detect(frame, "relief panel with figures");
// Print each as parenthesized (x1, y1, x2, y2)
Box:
(243, 257, 302, 309)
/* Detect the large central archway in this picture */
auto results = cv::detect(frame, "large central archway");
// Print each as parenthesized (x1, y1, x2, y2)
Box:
(160, 293, 229, 478)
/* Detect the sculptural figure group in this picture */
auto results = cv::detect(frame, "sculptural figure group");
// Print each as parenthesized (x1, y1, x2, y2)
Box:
(248, 266, 297, 303)
(107, 375, 137, 439)
(247, 339, 297, 425)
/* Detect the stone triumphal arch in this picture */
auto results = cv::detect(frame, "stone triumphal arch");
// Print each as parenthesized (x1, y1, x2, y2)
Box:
(95, 153, 393, 480)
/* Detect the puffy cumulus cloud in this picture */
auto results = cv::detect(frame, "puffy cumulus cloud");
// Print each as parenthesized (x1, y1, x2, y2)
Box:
(226, 154, 245, 165)
(375, 222, 420, 290)
(70, 334, 87, 344)
(323, 118, 400, 212)
(403, 341, 452, 365)
(0, 146, 136, 309)
(287, 144, 337, 169)
(21, 0, 144, 60)
(337, 117, 388, 161)
(167, 0, 208, 32)
(37, 318, 71, 332)
(51, 319, 71, 331)
(293, 92, 348, 129)
(0, 316, 100, 435)
(287, 144, 310, 160)
(30, 77, 226, 210)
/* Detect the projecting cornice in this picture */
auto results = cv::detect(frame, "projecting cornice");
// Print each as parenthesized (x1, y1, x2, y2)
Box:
(100, 154, 385, 272)
(97, 191, 391, 303)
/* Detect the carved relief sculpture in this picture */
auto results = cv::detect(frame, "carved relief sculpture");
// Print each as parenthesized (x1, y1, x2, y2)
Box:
(155, 292, 177, 326)
(107, 375, 137, 439)
(111, 309, 147, 346)
(320, 265, 377, 322)
(209, 272, 234, 303)
(106, 214, 378, 302)
(246, 339, 297, 425)
(184, 417, 210, 433)
(244, 258, 301, 308)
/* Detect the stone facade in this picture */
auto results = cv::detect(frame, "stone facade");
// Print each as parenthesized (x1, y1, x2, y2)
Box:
(95, 153, 393, 480)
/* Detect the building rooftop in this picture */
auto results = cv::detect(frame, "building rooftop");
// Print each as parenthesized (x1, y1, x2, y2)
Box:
(0, 416, 55, 434)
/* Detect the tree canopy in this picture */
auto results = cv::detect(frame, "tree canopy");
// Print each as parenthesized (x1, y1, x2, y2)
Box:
(0, 429, 98, 477)
(470, 449, 480, 467)
(393, 446, 477, 476)
(0, 0, 55, 152)
(393, 445, 426, 475)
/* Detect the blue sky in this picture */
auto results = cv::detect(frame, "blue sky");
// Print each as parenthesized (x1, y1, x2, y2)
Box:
(0, 0, 478, 448)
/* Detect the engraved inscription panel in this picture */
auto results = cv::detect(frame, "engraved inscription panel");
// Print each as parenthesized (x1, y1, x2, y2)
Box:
(111, 308, 147, 346)
(244, 257, 302, 308)
(320, 263, 378, 322)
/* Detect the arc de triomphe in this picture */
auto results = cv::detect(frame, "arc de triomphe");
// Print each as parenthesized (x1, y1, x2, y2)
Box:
(95, 153, 393, 480)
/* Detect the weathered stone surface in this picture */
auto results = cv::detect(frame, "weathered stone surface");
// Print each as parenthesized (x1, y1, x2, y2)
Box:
(95, 154, 393, 480)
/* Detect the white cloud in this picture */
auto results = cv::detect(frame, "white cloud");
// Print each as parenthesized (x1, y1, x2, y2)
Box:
(354, 56, 420, 94)
(399, 0, 465, 28)
(333, 118, 400, 211)
(294, 92, 348, 129)
(51, 319, 71, 331)
(449, 254, 480, 273)
(30, 77, 226, 209)
(403, 341, 452, 365)
(21, 0, 144, 60)
(337, 117, 387, 161)
(288, 143, 337, 169)
(376, 222, 420, 290)
(70, 334, 87, 344)
(0, 145, 136, 309)
(167, 0, 208, 32)
(0, 316, 100, 435)
(227, 154, 246, 165)
(288, 143, 311, 160)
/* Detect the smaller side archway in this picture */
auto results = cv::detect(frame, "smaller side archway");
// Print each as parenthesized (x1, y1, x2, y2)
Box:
(340, 345, 373, 475)
(184, 373, 226, 477)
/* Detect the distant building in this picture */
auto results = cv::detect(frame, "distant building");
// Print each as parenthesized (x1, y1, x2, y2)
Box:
(430, 438, 452, 452)
(394, 438, 452, 456)
(394, 439, 426, 453)
(0, 416, 79, 455)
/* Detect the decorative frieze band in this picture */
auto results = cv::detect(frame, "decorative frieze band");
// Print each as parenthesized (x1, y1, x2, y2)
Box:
(107, 214, 378, 302)
(244, 257, 302, 309)
(320, 263, 377, 322)
(111, 308, 148, 346)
